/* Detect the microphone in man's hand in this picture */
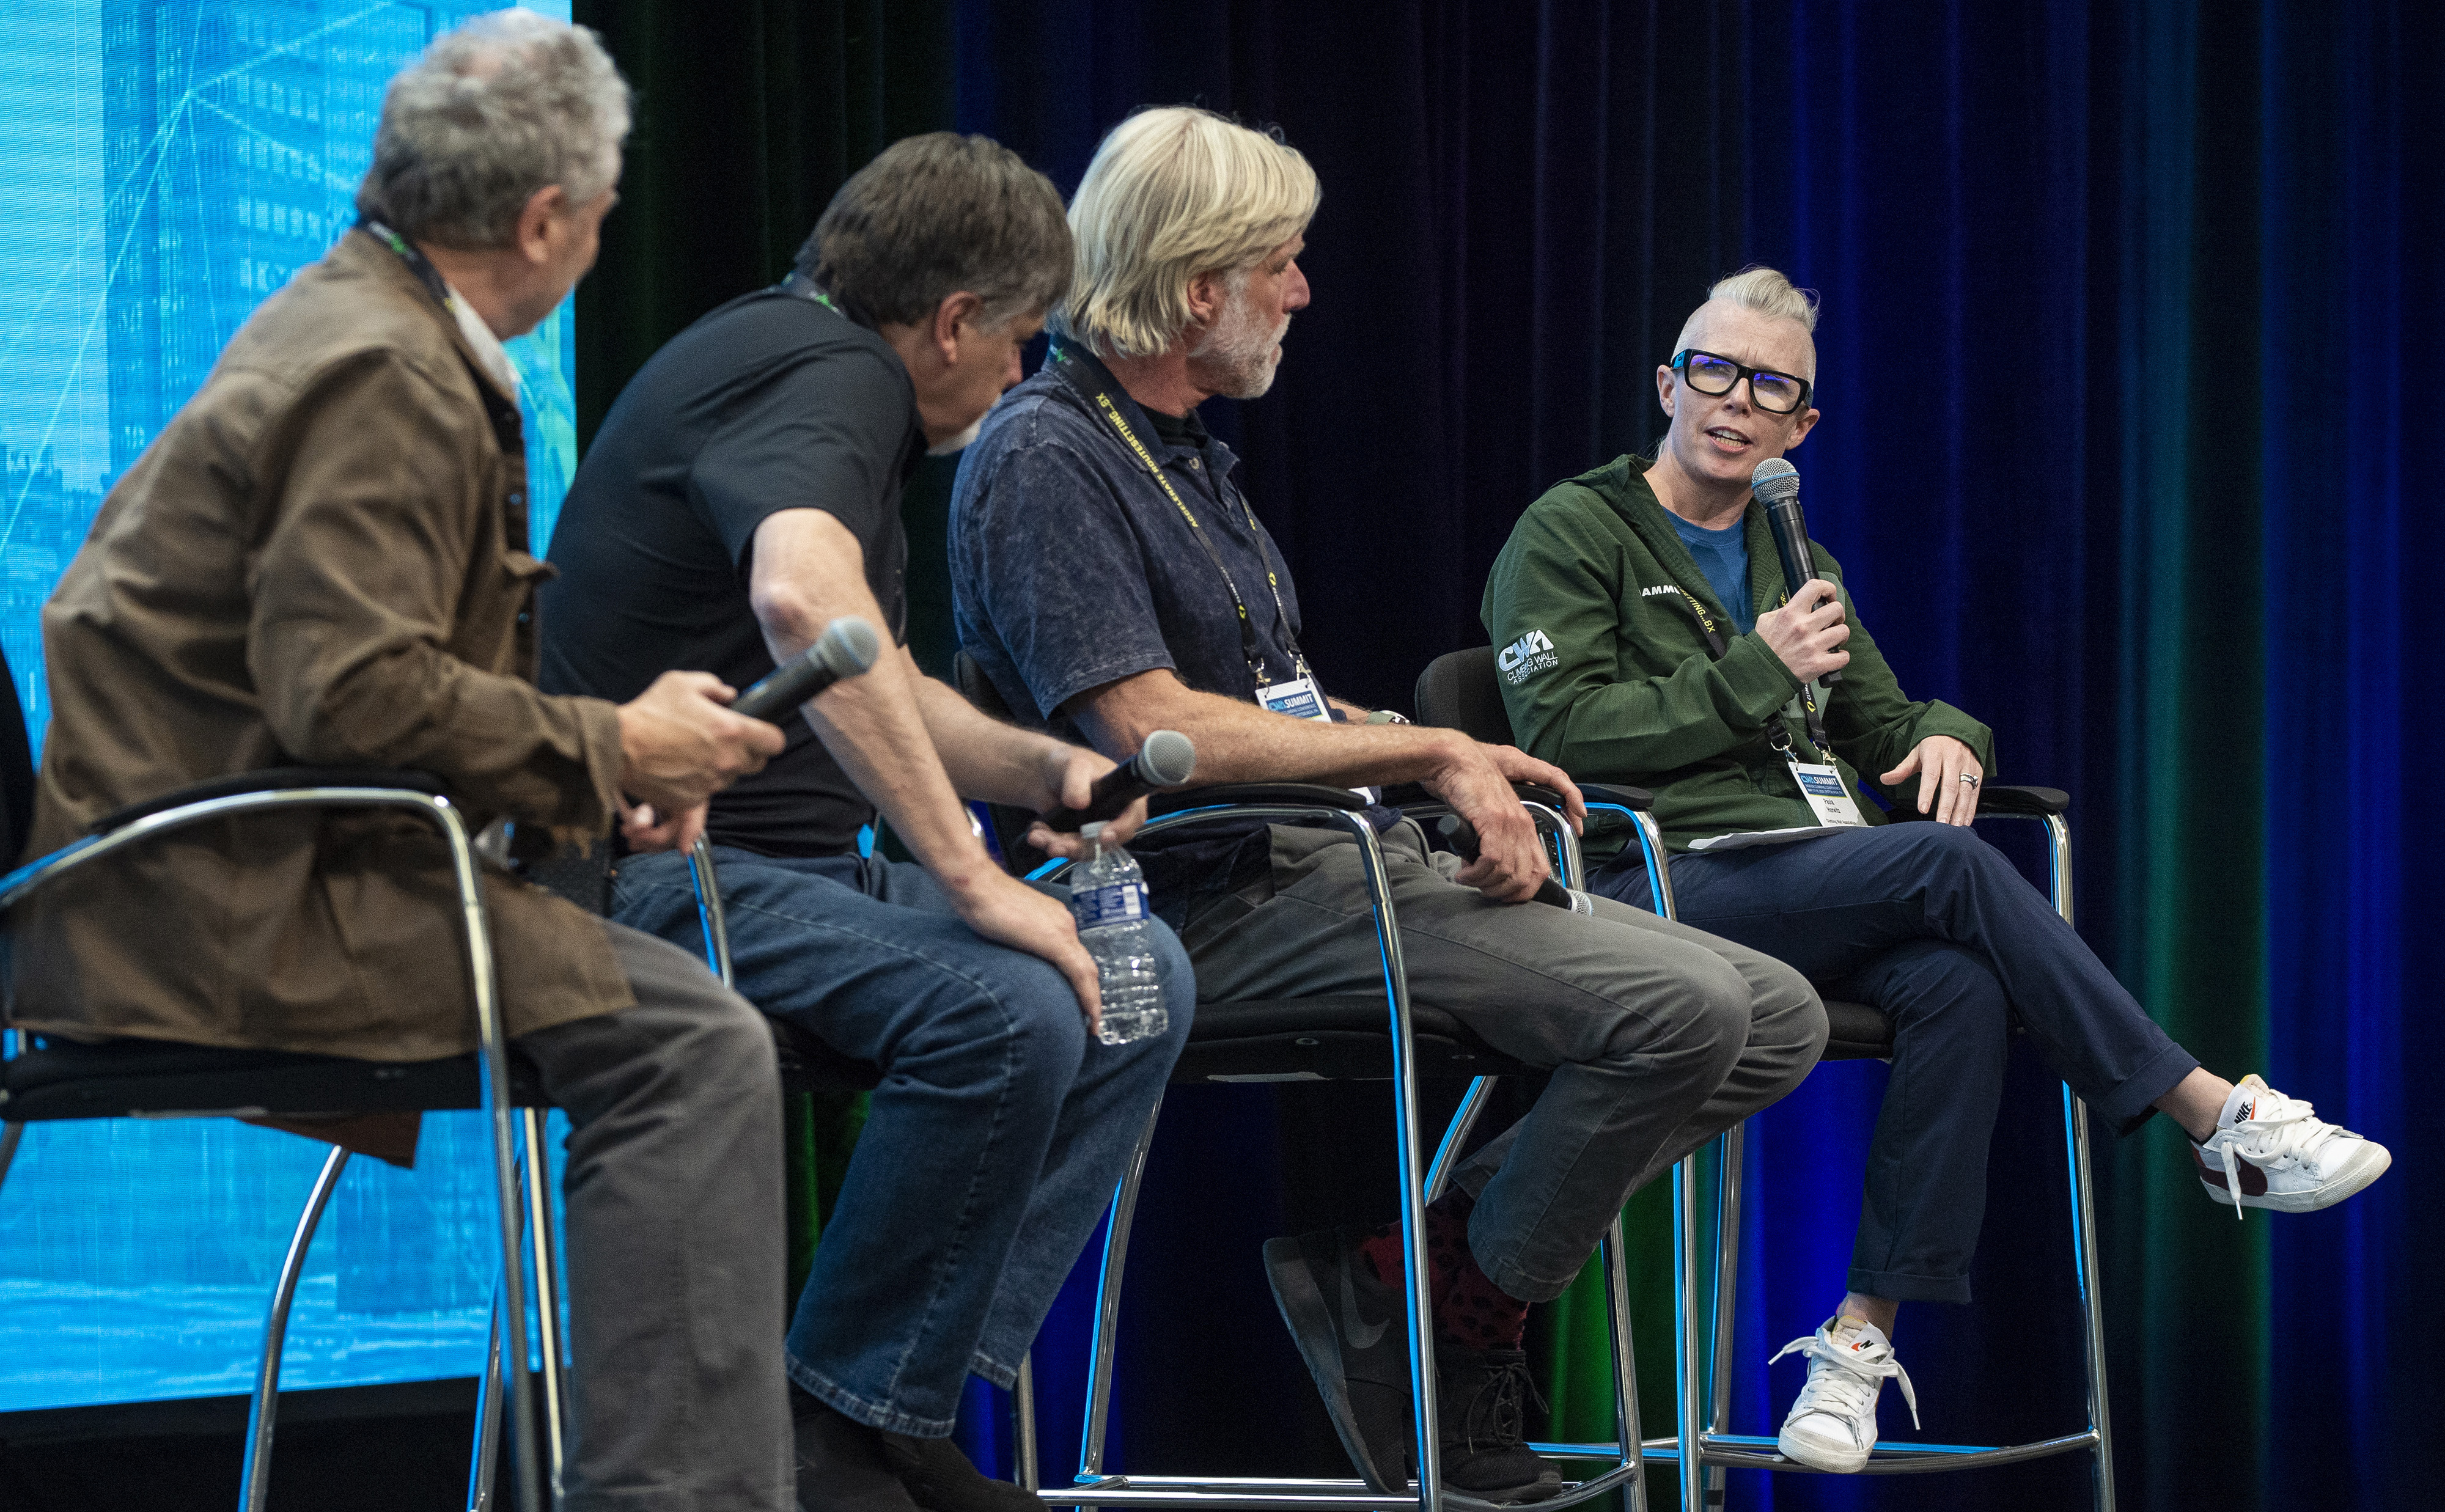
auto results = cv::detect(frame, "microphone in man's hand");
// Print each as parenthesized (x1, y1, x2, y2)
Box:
(1435, 815, 1594, 915)
(1041, 730, 1199, 832)
(732, 617, 882, 722)
(1752, 457, 1840, 685)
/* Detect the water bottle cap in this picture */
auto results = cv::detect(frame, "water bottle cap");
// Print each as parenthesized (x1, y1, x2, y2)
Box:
(1080, 821, 1108, 841)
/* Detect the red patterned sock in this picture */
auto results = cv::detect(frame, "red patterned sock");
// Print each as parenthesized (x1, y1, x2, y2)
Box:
(1353, 1190, 1527, 1350)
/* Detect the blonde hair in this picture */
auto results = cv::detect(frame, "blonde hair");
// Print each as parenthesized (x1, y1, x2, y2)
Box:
(1052, 107, 1320, 359)
(1674, 265, 1821, 354)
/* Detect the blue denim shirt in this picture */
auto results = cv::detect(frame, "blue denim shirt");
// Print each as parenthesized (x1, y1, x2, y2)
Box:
(950, 346, 1317, 903)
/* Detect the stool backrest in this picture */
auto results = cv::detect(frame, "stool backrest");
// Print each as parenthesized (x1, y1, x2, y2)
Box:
(1413, 645, 1513, 746)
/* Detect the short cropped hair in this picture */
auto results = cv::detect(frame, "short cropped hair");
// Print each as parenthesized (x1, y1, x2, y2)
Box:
(793, 134, 1072, 331)
(1674, 265, 1822, 354)
(1053, 108, 1321, 360)
(355, 10, 630, 251)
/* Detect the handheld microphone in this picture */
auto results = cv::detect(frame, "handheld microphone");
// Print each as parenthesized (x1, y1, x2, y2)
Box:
(1042, 730, 1199, 832)
(1435, 815, 1594, 915)
(731, 617, 882, 722)
(1752, 458, 1840, 685)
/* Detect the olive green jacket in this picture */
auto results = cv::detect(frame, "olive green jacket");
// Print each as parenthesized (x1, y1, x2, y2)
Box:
(1480, 455, 1993, 854)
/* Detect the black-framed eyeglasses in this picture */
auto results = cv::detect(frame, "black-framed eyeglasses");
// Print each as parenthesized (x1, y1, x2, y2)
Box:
(1669, 349, 1814, 414)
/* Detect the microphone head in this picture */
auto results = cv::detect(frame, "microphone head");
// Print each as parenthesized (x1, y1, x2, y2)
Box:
(1135, 729, 1198, 787)
(1751, 457, 1800, 504)
(812, 617, 882, 678)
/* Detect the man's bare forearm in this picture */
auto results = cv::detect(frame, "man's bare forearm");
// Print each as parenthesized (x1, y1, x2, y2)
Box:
(911, 673, 1074, 810)
(749, 510, 998, 889)
(1070, 670, 1471, 789)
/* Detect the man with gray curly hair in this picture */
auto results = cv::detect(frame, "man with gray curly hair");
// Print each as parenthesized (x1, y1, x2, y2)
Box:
(23, 12, 798, 1508)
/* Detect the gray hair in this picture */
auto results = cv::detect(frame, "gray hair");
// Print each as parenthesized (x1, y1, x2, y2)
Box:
(1674, 265, 1821, 354)
(1052, 107, 1319, 360)
(355, 10, 631, 251)
(793, 133, 1072, 331)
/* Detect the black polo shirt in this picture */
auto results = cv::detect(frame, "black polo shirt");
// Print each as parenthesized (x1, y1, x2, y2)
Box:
(539, 284, 921, 857)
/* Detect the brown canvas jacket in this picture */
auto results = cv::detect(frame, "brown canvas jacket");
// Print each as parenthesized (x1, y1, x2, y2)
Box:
(8, 229, 634, 1061)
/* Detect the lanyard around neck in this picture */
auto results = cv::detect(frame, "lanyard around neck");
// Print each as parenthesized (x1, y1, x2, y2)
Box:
(1654, 578, 1832, 760)
(1051, 347, 1309, 689)
(362, 218, 451, 310)
(783, 272, 847, 319)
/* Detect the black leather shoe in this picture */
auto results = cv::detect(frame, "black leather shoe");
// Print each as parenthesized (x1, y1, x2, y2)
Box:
(875, 1428, 1038, 1512)
(1437, 1346, 1561, 1505)
(792, 1388, 924, 1512)
(1264, 1226, 1416, 1492)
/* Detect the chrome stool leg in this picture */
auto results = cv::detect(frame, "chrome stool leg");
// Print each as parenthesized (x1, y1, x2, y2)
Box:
(1013, 1352, 1040, 1491)
(238, 1144, 351, 1512)
(1703, 1125, 1743, 1508)
(519, 1108, 570, 1493)
(1079, 1098, 1164, 1485)
(469, 1280, 507, 1511)
(1671, 1154, 1705, 1512)
(0, 1122, 23, 1194)
(1347, 818, 1444, 1512)
(1425, 1077, 1493, 1205)
(1600, 1211, 1648, 1512)
(2065, 1091, 2116, 1511)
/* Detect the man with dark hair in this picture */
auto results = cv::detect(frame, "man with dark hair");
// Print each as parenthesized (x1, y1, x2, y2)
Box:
(542, 133, 1190, 1512)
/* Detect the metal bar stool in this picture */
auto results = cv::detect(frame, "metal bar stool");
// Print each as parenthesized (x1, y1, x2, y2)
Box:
(0, 768, 568, 1512)
(946, 652, 1658, 1512)
(1413, 644, 2117, 1509)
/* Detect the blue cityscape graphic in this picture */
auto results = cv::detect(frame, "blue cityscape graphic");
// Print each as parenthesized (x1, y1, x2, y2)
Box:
(1, 0, 575, 1414)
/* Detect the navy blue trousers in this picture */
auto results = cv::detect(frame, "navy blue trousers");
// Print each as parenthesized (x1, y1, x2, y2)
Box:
(1592, 821, 2197, 1303)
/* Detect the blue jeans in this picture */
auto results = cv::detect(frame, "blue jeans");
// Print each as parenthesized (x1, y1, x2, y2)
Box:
(613, 846, 1193, 1436)
(1592, 821, 2197, 1304)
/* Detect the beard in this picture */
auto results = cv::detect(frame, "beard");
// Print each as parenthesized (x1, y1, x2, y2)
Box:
(1191, 281, 1290, 400)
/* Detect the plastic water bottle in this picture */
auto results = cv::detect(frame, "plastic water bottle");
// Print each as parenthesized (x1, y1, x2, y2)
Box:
(1069, 822, 1169, 1045)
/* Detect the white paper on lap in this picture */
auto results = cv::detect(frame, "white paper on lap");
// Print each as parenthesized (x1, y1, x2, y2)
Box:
(1685, 825, 1855, 853)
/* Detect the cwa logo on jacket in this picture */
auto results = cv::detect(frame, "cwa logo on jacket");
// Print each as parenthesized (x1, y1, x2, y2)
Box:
(1498, 629, 1557, 685)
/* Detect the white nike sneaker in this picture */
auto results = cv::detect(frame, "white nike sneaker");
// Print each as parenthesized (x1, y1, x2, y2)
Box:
(2191, 1074, 2391, 1219)
(1768, 1315, 1918, 1473)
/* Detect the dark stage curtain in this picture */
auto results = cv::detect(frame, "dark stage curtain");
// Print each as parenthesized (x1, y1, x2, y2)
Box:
(569, 4, 2437, 1507)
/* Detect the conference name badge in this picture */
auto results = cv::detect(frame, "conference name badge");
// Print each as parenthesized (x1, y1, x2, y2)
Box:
(1785, 760, 1869, 828)
(1257, 675, 1333, 722)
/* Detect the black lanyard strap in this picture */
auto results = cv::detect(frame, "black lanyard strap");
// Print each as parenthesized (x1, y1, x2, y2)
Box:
(1052, 349, 1309, 690)
(361, 218, 451, 310)
(1656, 581, 1831, 760)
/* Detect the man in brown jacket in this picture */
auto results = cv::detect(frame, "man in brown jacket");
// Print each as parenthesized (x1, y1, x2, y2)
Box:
(13, 14, 798, 1509)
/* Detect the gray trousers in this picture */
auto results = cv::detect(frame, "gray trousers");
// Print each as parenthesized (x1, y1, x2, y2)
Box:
(514, 919, 792, 1511)
(1183, 821, 1825, 1302)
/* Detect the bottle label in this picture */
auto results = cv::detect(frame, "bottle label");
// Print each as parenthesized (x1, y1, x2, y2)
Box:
(1072, 880, 1149, 927)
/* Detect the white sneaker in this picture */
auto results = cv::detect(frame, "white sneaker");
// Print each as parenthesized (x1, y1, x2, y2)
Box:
(1768, 1315, 1917, 1474)
(2191, 1074, 2391, 1219)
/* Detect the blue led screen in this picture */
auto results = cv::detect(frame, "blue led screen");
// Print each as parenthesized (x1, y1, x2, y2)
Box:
(0, 0, 575, 1414)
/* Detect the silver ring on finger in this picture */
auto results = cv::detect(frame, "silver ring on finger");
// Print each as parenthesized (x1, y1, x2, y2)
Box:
(1959, 773, 1980, 786)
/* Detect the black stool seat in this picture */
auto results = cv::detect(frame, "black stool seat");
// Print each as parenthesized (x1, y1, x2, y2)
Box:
(1, 1035, 545, 1120)
(1822, 999, 1895, 1062)
(1175, 996, 1538, 1083)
